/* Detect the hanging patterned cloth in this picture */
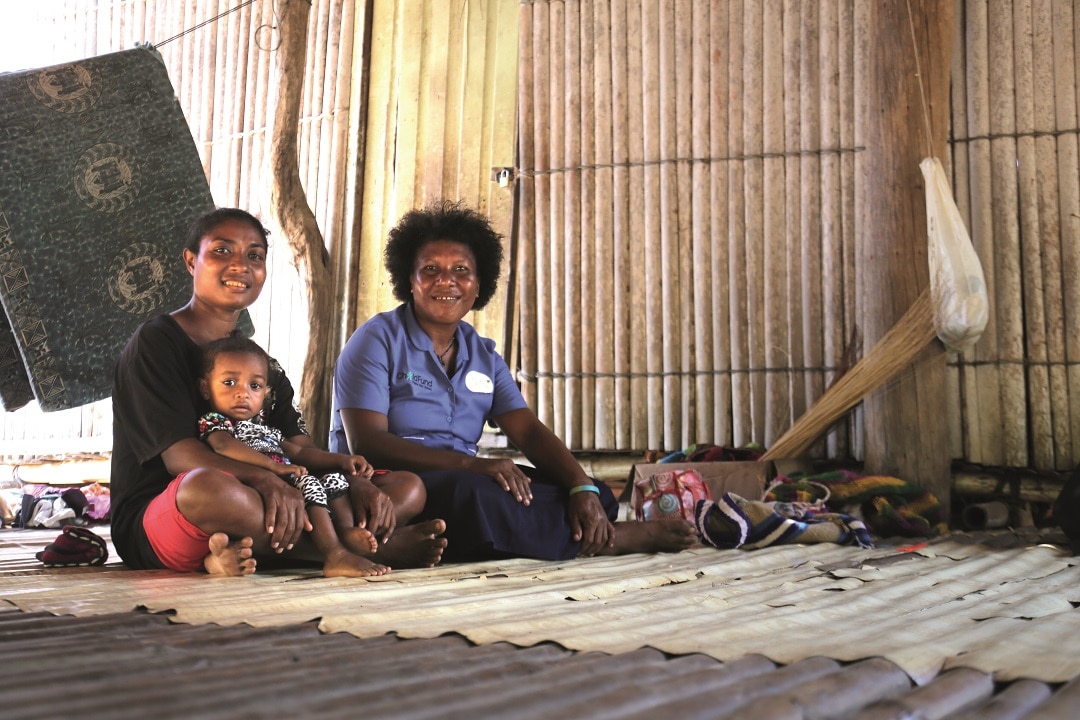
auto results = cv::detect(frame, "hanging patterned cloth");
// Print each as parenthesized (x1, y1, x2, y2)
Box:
(0, 46, 214, 410)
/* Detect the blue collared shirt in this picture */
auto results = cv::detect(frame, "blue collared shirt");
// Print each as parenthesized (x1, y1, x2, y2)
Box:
(330, 303, 527, 455)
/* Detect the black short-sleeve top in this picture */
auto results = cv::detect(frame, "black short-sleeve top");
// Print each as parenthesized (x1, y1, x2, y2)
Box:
(109, 314, 303, 564)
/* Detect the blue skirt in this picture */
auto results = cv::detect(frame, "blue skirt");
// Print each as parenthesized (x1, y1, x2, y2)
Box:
(417, 465, 619, 562)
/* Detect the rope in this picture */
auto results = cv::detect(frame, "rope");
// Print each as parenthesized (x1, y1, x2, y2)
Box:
(519, 367, 848, 382)
(952, 127, 1080, 143)
(154, 0, 260, 48)
(516, 146, 864, 178)
(905, 0, 936, 159)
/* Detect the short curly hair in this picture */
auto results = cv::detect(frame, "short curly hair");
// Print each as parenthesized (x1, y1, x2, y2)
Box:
(184, 207, 270, 254)
(383, 201, 504, 310)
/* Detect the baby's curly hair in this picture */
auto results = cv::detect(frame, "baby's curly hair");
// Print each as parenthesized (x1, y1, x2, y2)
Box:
(201, 334, 269, 377)
(384, 201, 504, 310)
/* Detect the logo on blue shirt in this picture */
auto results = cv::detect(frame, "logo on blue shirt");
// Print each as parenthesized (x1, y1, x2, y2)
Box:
(396, 370, 433, 390)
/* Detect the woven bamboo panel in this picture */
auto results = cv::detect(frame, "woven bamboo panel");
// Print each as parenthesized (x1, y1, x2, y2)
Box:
(353, 0, 519, 349)
(0, 48, 213, 412)
(2, 526, 1079, 689)
(950, 0, 1080, 470)
(517, 0, 1080, 469)
(517, 1, 862, 454)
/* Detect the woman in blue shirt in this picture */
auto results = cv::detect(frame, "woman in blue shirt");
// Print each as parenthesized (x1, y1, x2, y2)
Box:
(331, 203, 696, 562)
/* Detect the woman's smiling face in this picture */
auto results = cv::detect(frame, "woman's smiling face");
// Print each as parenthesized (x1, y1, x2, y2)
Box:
(186, 216, 268, 312)
(410, 239, 480, 327)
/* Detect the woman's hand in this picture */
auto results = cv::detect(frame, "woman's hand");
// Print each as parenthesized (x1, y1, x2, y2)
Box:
(567, 491, 614, 556)
(349, 478, 397, 542)
(473, 457, 533, 505)
(249, 472, 310, 552)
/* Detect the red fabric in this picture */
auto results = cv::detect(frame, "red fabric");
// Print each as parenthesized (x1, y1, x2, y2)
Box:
(142, 473, 211, 573)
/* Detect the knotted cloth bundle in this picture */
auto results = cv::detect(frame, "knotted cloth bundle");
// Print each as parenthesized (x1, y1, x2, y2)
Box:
(36, 525, 109, 567)
(694, 493, 874, 550)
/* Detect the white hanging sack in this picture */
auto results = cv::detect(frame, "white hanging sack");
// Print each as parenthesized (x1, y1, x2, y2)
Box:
(920, 156, 989, 352)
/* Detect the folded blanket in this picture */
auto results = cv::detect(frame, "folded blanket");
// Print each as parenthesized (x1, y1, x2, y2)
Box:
(648, 443, 766, 464)
(36, 525, 109, 567)
(695, 493, 874, 550)
(766, 470, 947, 538)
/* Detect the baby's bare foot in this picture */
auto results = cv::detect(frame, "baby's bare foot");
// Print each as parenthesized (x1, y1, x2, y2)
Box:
(339, 526, 379, 556)
(374, 519, 447, 568)
(203, 533, 257, 576)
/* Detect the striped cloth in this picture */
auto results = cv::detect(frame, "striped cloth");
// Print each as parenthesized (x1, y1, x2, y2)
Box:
(694, 493, 874, 550)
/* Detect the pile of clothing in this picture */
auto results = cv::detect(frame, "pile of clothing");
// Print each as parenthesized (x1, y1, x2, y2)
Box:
(644, 444, 946, 550)
(13, 483, 110, 529)
(764, 469, 948, 538)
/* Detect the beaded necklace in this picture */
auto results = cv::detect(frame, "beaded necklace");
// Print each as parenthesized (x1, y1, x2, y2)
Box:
(436, 335, 457, 364)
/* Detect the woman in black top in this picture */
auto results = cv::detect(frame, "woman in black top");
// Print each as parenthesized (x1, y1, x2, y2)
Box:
(110, 207, 446, 573)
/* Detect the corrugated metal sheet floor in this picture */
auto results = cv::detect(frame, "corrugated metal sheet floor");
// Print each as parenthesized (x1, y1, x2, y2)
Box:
(1, 526, 1078, 719)
(0, 604, 1076, 719)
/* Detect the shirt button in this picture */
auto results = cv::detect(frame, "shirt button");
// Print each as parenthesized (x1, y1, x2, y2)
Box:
(446, 416, 453, 423)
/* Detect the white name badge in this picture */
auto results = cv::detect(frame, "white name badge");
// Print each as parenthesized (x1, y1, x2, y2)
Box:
(465, 370, 494, 394)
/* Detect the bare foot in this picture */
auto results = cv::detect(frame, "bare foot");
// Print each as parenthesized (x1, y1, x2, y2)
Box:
(203, 533, 257, 576)
(338, 526, 379, 556)
(373, 519, 447, 568)
(605, 517, 699, 555)
(322, 546, 390, 578)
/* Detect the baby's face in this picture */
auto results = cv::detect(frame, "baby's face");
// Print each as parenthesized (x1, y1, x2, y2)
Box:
(203, 351, 268, 422)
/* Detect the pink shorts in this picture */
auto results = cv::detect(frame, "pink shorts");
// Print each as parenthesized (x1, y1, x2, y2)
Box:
(143, 472, 211, 573)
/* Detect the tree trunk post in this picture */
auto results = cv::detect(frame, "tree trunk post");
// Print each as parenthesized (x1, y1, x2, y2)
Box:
(269, 0, 337, 447)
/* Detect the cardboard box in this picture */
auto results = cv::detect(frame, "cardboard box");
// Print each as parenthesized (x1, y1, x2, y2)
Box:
(619, 460, 775, 505)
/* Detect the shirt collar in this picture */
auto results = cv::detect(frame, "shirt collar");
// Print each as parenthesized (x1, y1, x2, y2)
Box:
(401, 302, 433, 351)
(401, 302, 470, 364)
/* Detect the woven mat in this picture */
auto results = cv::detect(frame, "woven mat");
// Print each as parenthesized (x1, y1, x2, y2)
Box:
(0, 47, 214, 410)
(1, 526, 1077, 686)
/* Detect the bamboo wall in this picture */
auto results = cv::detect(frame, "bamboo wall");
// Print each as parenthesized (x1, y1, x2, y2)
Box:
(517, 0, 1080, 471)
(2, 0, 1079, 474)
(950, 0, 1080, 471)
(517, 0, 861, 455)
(351, 0, 519, 347)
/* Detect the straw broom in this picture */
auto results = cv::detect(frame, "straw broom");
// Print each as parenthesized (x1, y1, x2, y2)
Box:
(763, 151, 987, 463)
(762, 0, 987, 463)
(762, 288, 939, 461)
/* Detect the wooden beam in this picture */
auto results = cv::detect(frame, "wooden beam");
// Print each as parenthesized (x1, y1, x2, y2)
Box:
(860, 0, 954, 517)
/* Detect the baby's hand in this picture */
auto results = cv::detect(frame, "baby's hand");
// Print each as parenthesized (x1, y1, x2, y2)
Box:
(346, 455, 374, 478)
(280, 464, 307, 479)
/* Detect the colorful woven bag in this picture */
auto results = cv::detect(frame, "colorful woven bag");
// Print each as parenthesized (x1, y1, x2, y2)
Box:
(632, 468, 711, 523)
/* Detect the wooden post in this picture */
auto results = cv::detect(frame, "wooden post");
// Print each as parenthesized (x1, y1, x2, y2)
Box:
(860, 0, 953, 517)
(269, 0, 336, 447)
